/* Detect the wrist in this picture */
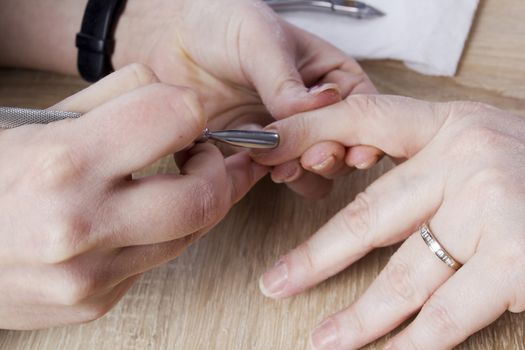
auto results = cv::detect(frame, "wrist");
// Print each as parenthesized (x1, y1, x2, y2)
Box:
(113, 0, 186, 70)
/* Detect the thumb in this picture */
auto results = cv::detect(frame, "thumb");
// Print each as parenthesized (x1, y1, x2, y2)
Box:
(239, 11, 340, 118)
(252, 95, 452, 166)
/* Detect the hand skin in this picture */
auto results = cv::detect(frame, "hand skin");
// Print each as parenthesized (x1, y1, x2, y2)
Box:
(252, 95, 525, 349)
(0, 64, 268, 330)
(0, 0, 381, 199)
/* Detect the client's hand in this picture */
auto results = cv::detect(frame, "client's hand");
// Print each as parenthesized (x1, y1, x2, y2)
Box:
(252, 95, 525, 349)
(113, 0, 380, 198)
(0, 64, 267, 330)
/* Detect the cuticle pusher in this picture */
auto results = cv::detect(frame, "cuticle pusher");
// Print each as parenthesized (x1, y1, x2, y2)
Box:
(0, 106, 280, 149)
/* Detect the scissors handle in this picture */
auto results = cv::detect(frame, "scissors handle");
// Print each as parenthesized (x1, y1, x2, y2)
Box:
(265, 0, 385, 19)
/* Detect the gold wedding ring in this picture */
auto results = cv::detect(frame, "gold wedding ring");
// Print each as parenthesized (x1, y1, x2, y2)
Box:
(420, 223, 462, 271)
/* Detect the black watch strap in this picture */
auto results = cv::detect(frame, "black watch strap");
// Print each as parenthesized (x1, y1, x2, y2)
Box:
(76, 0, 127, 82)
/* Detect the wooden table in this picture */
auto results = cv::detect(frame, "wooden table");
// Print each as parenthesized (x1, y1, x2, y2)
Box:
(1, 0, 524, 348)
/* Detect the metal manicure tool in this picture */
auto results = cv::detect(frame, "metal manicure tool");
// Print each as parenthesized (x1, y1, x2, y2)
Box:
(197, 128, 279, 149)
(265, 0, 385, 19)
(0, 106, 280, 149)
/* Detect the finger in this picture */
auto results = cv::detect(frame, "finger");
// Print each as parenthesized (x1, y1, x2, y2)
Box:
(291, 25, 384, 175)
(300, 141, 347, 178)
(309, 190, 485, 349)
(295, 41, 384, 172)
(278, 84, 342, 196)
(270, 159, 333, 198)
(52, 63, 159, 112)
(252, 95, 450, 166)
(317, 64, 377, 96)
(310, 233, 454, 350)
(289, 23, 377, 98)
(389, 254, 510, 350)
(223, 150, 270, 204)
(259, 152, 444, 299)
(73, 150, 268, 285)
(96, 144, 267, 248)
(238, 5, 342, 119)
(54, 83, 206, 178)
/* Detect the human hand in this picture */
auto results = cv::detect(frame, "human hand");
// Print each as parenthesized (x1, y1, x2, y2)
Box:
(252, 95, 525, 349)
(113, 0, 381, 198)
(0, 64, 267, 330)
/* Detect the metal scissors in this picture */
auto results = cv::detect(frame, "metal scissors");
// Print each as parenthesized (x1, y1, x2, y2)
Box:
(0, 106, 279, 149)
(265, 0, 385, 19)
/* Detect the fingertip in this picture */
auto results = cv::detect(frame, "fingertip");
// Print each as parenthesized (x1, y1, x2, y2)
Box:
(258, 274, 275, 299)
(269, 82, 343, 120)
(271, 160, 304, 184)
(300, 142, 346, 177)
(308, 83, 342, 105)
(258, 258, 289, 299)
(345, 145, 383, 170)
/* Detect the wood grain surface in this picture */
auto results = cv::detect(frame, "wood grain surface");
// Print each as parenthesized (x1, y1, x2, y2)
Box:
(1, 0, 524, 348)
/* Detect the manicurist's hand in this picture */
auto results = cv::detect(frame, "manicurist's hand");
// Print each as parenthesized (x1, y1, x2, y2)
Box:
(110, 0, 381, 198)
(252, 95, 525, 349)
(0, 65, 267, 330)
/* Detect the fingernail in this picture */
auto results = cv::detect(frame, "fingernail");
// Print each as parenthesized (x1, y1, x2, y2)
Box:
(308, 83, 341, 99)
(259, 259, 288, 298)
(311, 155, 336, 172)
(272, 163, 302, 183)
(355, 156, 378, 170)
(310, 318, 340, 350)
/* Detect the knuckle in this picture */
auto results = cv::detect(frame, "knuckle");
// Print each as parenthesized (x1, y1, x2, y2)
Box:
(56, 268, 100, 306)
(341, 309, 365, 335)
(494, 238, 525, 268)
(294, 241, 318, 274)
(447, 124, 512, 158)
(78, 303, 112, 323)
(33, 142, 87, 188)
(422, 297, 462, 338)
(125, 63, 158, 86)
(382, 255, 425, 306)
(339, 191, 375, 249)
(466, 168, 514, 206)
(496, 239, 525, 313)
(42, 214, 93, 264)
(270, 77, 302, 112)
(188, 177, 223, 228)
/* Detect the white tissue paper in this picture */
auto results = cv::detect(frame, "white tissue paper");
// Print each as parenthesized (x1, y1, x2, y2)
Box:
(278, 0, 480, 76)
